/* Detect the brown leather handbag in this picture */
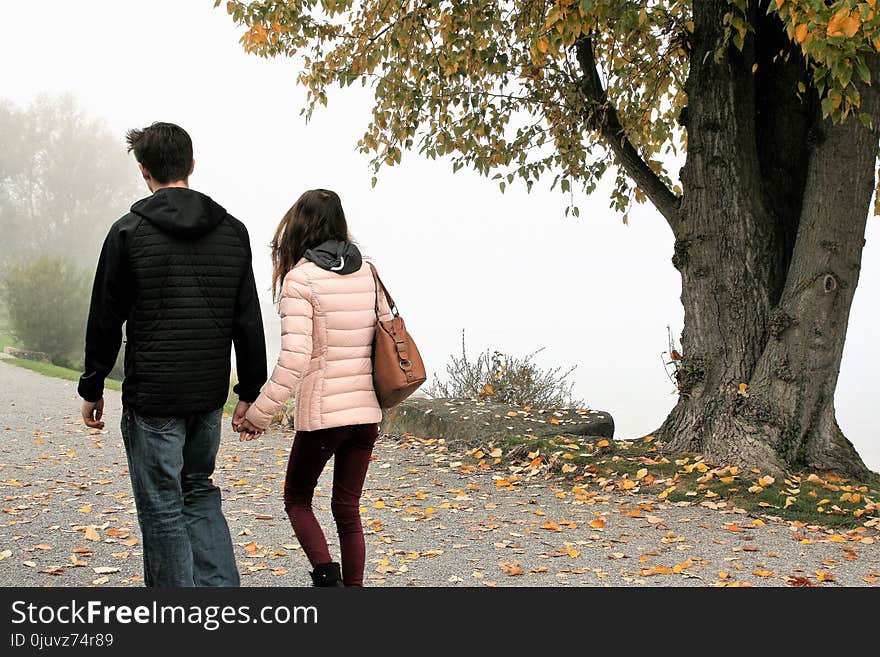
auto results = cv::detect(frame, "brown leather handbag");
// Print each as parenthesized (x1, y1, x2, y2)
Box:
(368, 263, 426, 408)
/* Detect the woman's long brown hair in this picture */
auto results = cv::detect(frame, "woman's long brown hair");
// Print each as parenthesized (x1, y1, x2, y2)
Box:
(271, 189, 349, 301)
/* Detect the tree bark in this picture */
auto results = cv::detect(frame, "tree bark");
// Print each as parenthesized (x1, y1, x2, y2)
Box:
(656, 2, 880, 477)
(745, 52, 880, 476)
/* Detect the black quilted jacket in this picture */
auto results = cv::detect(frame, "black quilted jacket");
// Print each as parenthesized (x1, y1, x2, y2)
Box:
(78, 187, 267, 415)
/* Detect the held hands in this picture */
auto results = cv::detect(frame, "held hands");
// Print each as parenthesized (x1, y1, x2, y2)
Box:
(231, 400, 265, 442)
(237, 417, 264, 441)
(82, 399, 105, 430)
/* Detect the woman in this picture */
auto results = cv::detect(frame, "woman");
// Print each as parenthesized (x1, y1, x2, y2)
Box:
(236, 189, 392, 587)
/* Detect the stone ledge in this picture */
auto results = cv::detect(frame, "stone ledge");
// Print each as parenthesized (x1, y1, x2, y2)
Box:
(2, 346, 51, 362)
(381, 397, 614, 448)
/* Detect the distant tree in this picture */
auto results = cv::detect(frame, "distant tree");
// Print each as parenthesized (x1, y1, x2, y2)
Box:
(220, 1, 880, 477)
(0, 95, 141, 272)
(2, 256, 90, 368)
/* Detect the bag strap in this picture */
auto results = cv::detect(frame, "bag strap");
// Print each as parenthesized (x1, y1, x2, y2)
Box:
(367, 262, 397, 319)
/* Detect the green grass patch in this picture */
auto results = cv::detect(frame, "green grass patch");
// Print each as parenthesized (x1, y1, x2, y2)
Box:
(223, 397, 237, 416)
(2, 358, 122, 392)
(0, 331, 19, 351)
(463, 433, 879, 530)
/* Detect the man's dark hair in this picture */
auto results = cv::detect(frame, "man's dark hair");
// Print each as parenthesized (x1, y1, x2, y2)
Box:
(125, 122, 193, 184)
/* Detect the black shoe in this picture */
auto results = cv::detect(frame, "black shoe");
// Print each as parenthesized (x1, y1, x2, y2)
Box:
(310, 562, 344, 587)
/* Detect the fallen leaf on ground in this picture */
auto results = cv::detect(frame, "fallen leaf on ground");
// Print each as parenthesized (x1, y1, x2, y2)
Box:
(499, 561, 524, 576)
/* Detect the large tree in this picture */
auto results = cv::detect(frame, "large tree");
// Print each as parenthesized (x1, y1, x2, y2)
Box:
(219, 0, 880, 476)
(0, 95, 141, 272)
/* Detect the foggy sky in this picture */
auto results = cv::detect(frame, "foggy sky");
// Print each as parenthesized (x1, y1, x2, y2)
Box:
(0, 0, 876, 469)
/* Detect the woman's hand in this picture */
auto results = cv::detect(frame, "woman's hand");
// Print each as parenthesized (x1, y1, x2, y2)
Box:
(237, 417, 265, 442)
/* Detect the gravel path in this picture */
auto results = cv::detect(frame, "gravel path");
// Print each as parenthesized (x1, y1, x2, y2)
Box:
(1, 361, 878, 587)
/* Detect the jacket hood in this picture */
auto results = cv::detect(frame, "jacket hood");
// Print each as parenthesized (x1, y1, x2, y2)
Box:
(303, 239, 363, 274)
(131, 188, 227, 239)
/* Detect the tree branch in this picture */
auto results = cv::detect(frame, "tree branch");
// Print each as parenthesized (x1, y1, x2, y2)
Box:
(576, 36, 681, 233)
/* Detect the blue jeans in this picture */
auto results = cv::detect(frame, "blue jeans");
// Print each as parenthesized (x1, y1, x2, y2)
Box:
(120, 407, 239, 587)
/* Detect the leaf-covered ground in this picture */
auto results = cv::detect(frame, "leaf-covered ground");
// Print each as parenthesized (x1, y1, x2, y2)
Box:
(1, 362, 877, 587)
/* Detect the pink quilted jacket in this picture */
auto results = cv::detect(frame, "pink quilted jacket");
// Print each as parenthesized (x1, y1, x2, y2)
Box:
(245, 258, 392, 431)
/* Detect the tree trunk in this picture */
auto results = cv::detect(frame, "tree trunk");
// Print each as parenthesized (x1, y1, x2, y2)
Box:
(657, 1, 880, 477)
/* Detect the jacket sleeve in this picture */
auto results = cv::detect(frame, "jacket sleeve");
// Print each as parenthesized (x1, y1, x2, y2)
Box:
(231, 240, 268, 403)
(245, 272, 313, 430)
(78, 222, 134, 402)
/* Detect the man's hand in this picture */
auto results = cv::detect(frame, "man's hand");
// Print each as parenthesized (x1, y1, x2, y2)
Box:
(232, 401, 264, 441)
(231, 400, 251, 433)
(237, 417, 265, 442)
(82, 399, 105, 430)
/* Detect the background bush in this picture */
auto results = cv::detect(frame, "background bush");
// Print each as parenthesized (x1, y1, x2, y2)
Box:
(427, 331, 583, 409)
(2, 256, 90, 368)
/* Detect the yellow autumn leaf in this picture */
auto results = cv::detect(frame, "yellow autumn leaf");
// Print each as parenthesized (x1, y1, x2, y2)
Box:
(373, 500, 386, 509)
(794, 23, 808, 43)
(488, 447, 502, 458)
(636, 468, 648, 479)
(550, 417, 560, 425)
(753, 569, 774, 577)
(842, 15, 860, 38)
(500, 560, 524, 576)
(827, 8, 849, 37)
(84, 526, 100, 541)
(483, 384, 494, 395)
(758, 475, 775, 487)
(541, 519, 562, 531)
(588, 518, 606, 529)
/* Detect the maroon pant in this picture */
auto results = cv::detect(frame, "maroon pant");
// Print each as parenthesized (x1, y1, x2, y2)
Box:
(283, 423, 378, 586)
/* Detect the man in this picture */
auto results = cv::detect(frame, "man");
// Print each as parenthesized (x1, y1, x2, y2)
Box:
(78, 122, 267, 587)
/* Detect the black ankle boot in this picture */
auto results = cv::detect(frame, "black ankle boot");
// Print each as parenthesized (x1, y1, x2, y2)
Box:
(310, 562, 344, 587)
